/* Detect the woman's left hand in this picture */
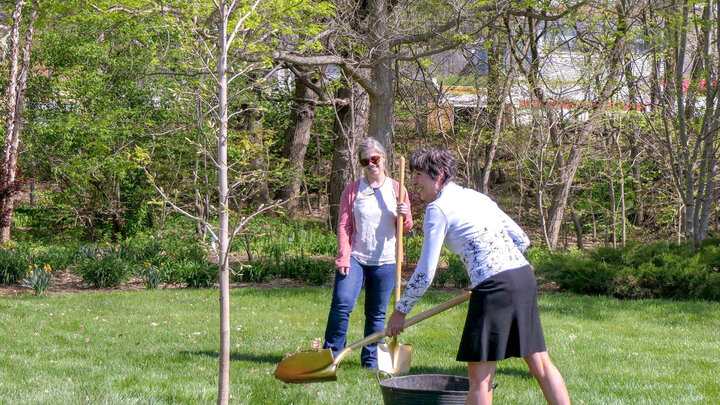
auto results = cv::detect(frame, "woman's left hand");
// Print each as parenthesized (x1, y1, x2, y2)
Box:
(386, 309, 406, 337)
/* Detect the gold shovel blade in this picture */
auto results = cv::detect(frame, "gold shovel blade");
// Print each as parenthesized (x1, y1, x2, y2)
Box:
(377, 339, 413, 375)
(274, 349, 339, 383)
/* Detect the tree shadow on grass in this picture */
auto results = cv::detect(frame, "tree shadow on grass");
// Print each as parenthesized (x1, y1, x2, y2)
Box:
(406, 364, 468, 376)
(180, 350, 281, 364)
(495, 367, 534, 379)
(405, 365, 534, 380)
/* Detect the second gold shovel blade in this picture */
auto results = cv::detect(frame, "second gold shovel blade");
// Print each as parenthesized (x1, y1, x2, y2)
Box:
(377, 338, 412, 375)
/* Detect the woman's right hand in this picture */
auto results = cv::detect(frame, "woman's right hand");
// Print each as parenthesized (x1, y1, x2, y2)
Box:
(396, 202, 409, 217)
(337, 266, 349, 276)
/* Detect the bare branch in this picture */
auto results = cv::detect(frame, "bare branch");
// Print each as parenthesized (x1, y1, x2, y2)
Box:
(272, 51, 378, 95)
(390, 16, 463, 47)
(143, 167, 218, 242)
(284, 63, 326, 99)
(235, 198, 291, 233)
(83, 0, 183, 17)
(226, 0, 262, 51)
(506, 1, 588, 21)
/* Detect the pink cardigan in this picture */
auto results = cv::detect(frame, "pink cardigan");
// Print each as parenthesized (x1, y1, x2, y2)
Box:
(334, 179, 414, 268)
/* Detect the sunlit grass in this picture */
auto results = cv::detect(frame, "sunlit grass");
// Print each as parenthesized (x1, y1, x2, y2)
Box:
(0, 288, 718, 404)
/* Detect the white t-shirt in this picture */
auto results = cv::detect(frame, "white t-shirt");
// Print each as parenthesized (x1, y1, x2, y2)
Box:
(350, 177, 398, 266)
(397, 182, 530, 314)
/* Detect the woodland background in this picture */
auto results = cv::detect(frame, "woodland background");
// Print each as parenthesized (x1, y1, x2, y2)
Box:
(3, 0, 719, 251)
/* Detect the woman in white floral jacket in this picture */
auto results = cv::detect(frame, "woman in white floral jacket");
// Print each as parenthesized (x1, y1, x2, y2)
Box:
(387, 147, 570, 405)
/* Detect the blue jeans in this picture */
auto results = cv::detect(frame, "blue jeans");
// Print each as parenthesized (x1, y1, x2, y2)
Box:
(323, 257, 395, 369)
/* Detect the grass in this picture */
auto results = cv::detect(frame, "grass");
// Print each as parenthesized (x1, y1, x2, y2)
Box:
(0, 288, 718, 404)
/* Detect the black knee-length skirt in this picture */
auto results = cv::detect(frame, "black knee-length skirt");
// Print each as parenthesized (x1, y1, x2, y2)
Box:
(456, 265, 546, 362)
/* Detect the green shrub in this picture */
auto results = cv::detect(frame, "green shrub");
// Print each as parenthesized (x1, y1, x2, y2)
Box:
(305, 232, 337, 256)
(610, 271, 653, 299)
(233, 256, 333, 286)
(433, 254, 469, 288)
(592, 246, 624, 265)
(172, 260, 217, 288)
(531, 241, 720, 301)
(404, 235, 423, 264)
(31, 245, 77, 272)
(233, 261, 278, 283)
(139, 262, 162, 289)
(295, 258, 333, 286)
(75, 256, 131, 287)
(0, 242, 31, 284)
(167, 241, 208, 263)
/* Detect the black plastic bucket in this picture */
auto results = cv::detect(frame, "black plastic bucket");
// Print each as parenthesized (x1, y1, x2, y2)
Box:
(377, 372, 469, 405)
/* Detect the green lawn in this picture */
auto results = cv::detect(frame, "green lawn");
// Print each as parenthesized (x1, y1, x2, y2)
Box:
(1, 288, 718, 404)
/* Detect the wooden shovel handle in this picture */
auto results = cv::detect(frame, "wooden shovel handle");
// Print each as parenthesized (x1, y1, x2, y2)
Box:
(336, 292, 472, 363)
(395, 156, 405, 304)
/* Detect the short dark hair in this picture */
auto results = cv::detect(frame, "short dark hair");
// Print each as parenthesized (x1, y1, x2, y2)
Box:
(409, 147, 457, 185)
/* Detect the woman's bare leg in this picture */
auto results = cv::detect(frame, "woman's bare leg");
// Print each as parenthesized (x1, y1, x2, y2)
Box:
(524, 351, 570, 405)
(466, 361, 496, 405)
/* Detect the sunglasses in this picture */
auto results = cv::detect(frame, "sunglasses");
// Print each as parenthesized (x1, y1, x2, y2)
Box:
(360, 155, 382, 167)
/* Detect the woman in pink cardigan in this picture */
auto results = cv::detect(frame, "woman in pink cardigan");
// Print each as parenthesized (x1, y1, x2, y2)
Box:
(322, 137, 413, 369)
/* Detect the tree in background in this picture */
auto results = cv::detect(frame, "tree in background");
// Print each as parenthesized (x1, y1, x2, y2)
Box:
(1, 0, 38, 242)
(645, 0, 720, 245)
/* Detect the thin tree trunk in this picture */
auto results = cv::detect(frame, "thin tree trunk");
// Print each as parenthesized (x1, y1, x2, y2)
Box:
(614, 132, 627, 246)
(675, 1, 695, 245)
(608, 163, 617, 248)
(194, 96, 204, 236)
(216, 3, 231, 403)
(569, 195, 584, 250)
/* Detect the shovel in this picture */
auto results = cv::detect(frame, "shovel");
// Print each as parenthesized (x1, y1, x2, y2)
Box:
(274, 291, 472, 383)
(377, 155, 411, 375)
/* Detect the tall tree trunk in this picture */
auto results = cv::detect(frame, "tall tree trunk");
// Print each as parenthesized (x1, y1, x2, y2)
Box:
(545, 142, 585, 249)
(1, 0, 38, 242)
(367, 67, 394, 154)
(279, 68, 319, 214)
(364, 0, 394, 154)
(329, 80, 369, 231)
